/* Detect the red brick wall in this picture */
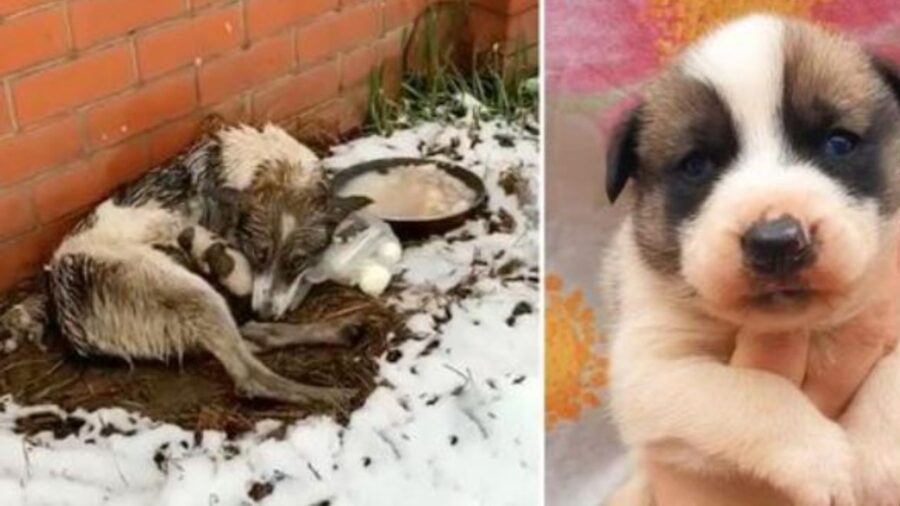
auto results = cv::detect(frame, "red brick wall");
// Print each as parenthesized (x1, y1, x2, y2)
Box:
(0, 0, 537, 292)
(471, 0, 538, 56)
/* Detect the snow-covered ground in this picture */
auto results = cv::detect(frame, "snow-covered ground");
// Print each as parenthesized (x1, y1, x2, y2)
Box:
(0, 105, 542, 505)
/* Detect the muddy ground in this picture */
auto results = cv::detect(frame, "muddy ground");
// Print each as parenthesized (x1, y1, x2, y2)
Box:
(1, 283, 402, 437)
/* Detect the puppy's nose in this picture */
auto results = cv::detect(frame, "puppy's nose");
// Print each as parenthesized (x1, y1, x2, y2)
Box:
(254, 301, 276, 321)
(741, 215, 813, 277)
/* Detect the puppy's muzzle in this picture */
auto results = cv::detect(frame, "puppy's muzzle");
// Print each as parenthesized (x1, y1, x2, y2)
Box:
(741, 215, 815, 277)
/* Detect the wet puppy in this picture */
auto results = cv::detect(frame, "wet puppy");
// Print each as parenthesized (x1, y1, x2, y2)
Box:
(8, 123, 370, 405)
(604, 15, 900, 506)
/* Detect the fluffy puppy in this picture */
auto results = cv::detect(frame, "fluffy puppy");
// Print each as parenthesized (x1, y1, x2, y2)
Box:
(603, 14, 900, 506)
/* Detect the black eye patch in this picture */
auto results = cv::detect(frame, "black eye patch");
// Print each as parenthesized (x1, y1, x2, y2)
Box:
(275, 226, 331, 276)
(781, 94, 886, 207)
(659, 82, 740, 228)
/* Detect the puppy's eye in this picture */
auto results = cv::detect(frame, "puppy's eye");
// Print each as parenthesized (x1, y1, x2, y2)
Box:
(239, 232, 270, 268)
(287, 254, 309, 275)
(676, 152, 714, 181)
(823, 130, 859, 157)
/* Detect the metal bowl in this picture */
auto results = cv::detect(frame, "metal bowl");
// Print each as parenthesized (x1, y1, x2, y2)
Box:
(331, 157, 488, 242)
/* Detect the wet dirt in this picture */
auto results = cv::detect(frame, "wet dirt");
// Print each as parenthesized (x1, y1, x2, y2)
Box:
(2, 283, 399, 437)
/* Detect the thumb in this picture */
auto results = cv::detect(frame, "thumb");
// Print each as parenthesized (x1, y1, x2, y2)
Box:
(731, 329, 809, 387)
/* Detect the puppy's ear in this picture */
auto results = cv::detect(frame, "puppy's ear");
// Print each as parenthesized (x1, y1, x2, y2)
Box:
(871, 55, 900, 105)
(325, 195, 373, 224)
(606, 107, 642, 204)
(206, 187, 251, 232)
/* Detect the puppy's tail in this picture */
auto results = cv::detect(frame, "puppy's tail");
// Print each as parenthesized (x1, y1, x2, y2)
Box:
(0, 272, 51, 349)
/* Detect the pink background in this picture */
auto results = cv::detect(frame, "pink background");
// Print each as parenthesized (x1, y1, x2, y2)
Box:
(545, 1, 900, 504)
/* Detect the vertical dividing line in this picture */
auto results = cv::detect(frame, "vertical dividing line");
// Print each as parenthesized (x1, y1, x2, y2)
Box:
(536, 0, 547, 502)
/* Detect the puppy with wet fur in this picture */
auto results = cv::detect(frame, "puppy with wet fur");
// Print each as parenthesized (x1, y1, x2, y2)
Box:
(2, 122, 370, 405)
(604, 14, 900, 506)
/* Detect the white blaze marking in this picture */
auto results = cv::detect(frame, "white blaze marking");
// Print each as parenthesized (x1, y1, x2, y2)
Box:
(281, 213, 296, 241)
(683, 14, 787, 160)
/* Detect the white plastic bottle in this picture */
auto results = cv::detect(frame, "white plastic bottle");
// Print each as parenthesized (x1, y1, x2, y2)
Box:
(307, 212, 403, 296)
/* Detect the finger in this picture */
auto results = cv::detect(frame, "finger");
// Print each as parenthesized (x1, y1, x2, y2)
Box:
(730, 329, 809, 387)
(803, 320, 890, 419)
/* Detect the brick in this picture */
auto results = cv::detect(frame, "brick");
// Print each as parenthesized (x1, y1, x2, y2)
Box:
(137, 5, 244, 79)
(296, 3, 382, 66)
(468, 8, 508, 51)
(147, 115, 202, 166)
(69, 0, 184, 49)
(384, 0, 428, 31)
(33, 137, 149, 223)
(469, 5, 537, 52)
(289, 98, 344, 142)
(0, 117, 82, 187)
(94, 135, 153, 189)
(296, 88, 367, 135)
(378, 30, 405, 96)
(0, 6, 68, 75)
(245, 0, 337, 40)
(13, 44, 136, 125)
(147, 98, 246, 165)
(0, 0, 52, 17)
(0, 95, 12, 136)
(340, 84, 368, 129)
(341, 45, 378, 90)
(0, 190, 36, 241)
(289, 85, 366, 138)
(0, 229, 49, 291)
(199, 34, 293, 106)
(506, 7, 538, 45)
(0, 212, 82, 290)
(252, 61, 340, 122)
(336, 2, 382, 47)
(33, 162, 102, 223)
(295, 14, 339, 66)
(86, 70, 197, 148)
(378, 29, 406, 62)
(207, 95, 249, 123)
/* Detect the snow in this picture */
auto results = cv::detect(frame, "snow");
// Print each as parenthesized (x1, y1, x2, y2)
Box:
(0, 104, 541, 505)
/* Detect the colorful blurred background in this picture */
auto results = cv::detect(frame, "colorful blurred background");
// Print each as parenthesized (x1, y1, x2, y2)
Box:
(544, 0, 900, 503)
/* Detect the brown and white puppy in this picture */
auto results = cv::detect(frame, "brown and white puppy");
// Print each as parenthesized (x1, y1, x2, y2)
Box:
(603, 14, 900, 506)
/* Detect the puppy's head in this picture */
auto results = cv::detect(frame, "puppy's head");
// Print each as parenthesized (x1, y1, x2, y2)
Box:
(608, 15, 900, 328)
(227, 176, 371, 320)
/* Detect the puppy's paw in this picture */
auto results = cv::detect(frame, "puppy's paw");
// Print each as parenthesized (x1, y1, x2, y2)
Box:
(202, 243, 252, 297)
(0, 303, 45, 346)
(769, 429, 856, 506)
(853, 444, 900, 506)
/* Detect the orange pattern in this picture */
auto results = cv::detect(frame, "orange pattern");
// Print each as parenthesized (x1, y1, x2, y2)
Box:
(641, 0, 830, 60)
(545, 275, 608, 430)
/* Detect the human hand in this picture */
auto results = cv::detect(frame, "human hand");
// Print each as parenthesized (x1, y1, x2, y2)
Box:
(648, 298, 894, 505)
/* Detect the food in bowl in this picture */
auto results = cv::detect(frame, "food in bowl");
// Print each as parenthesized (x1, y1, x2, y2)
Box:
(337, 163, 477, 220)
